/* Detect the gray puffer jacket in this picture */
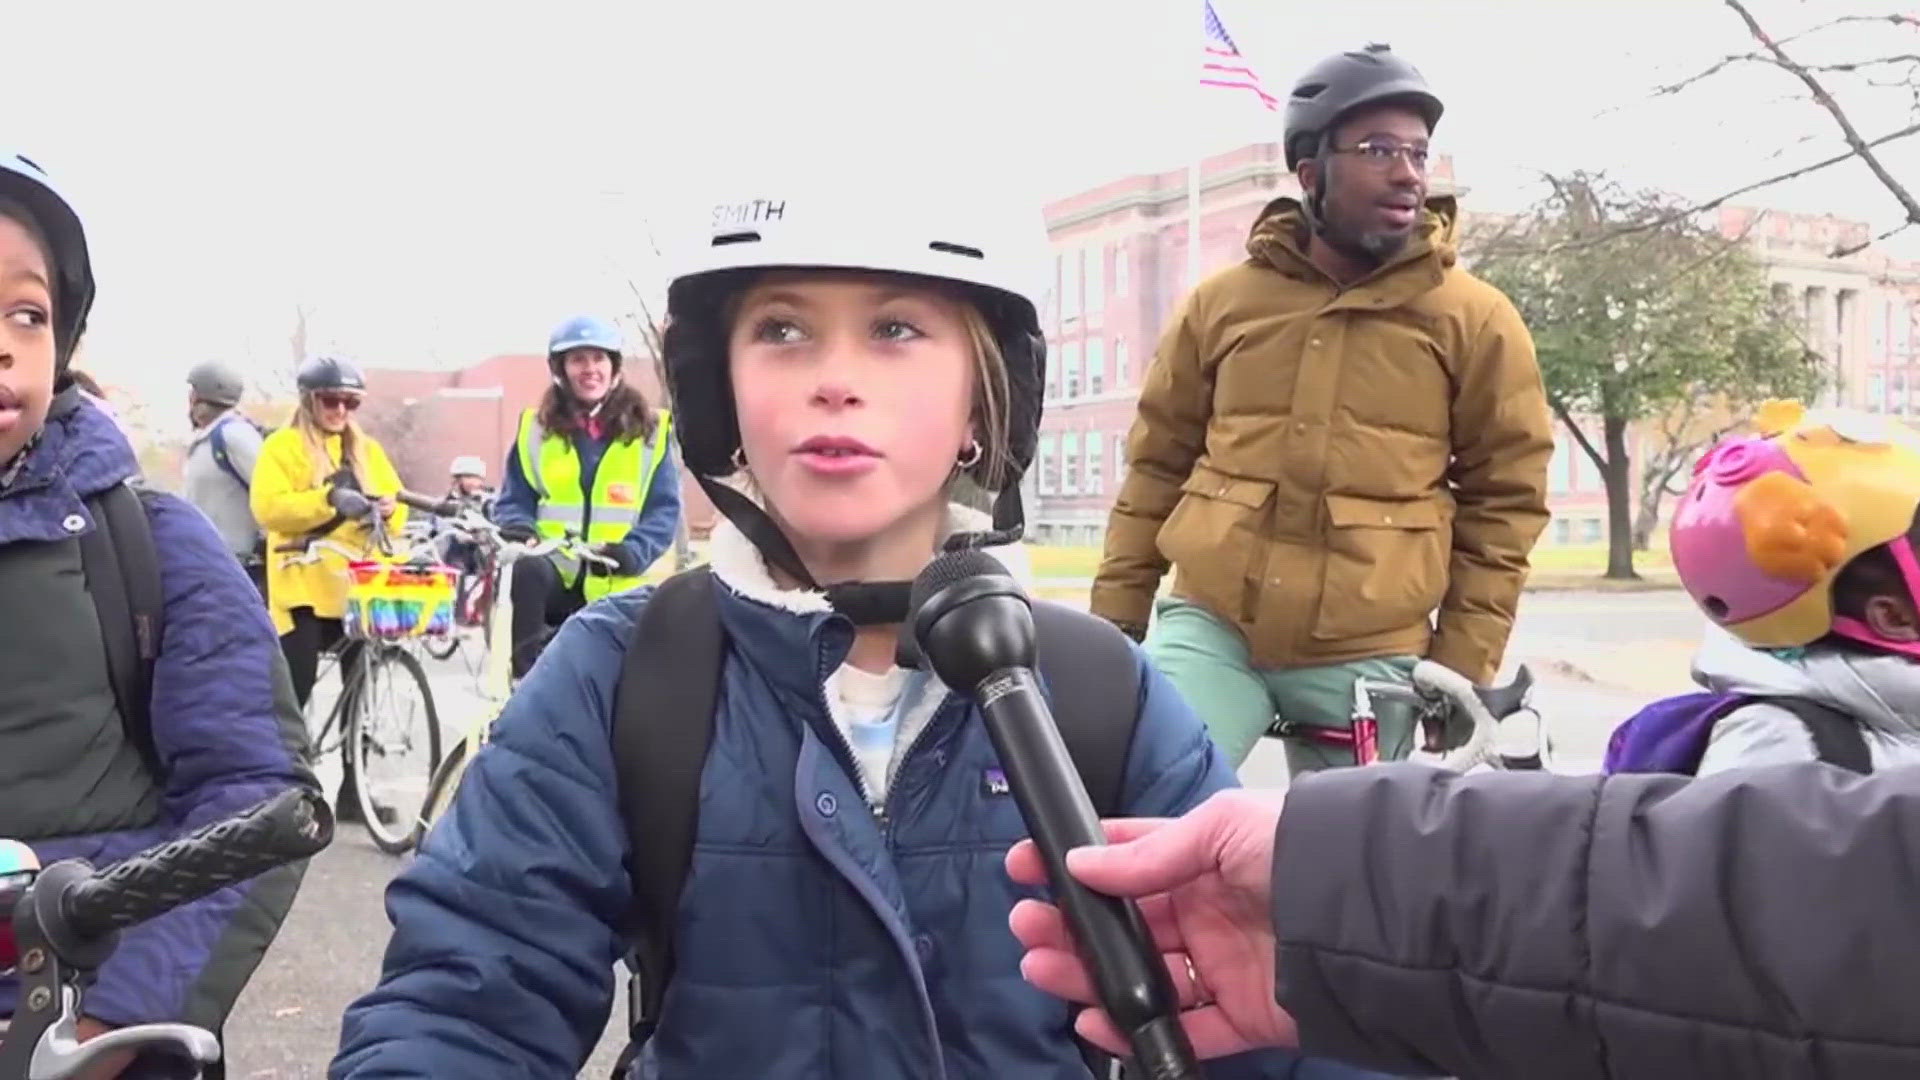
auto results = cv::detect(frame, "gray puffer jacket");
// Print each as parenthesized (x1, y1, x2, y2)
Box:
(1272, 763, 1920, 1079)
(1690, 625, 1920, 774)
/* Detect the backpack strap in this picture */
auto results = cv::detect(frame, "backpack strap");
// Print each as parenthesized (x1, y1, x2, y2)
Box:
(611, 567, 723, 1062)
(208, 416, 249, 491)
(77, 482, 165, 778)
(608, 577, 1144, 1076)
(1031, 601, 1142, 818)
(1771, 697, 1875, 775)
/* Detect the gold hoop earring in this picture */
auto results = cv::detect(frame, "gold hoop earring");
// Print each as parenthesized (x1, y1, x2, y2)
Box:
(957, 439, 982, 469)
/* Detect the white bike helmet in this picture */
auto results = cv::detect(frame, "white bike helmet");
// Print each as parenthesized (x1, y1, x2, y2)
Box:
(663, 173, 1052, 623)
(449, 454, 487, 480)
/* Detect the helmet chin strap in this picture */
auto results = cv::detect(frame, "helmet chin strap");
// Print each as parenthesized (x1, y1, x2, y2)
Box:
(690, 469, 1028, 638)
(1831, 535, 1920, 659)
(1301, 149, 1393, 270)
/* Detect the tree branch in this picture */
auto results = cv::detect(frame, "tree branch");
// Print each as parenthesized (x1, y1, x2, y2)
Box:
(1540, 119, 1920, 255)
(1835, 220, 1917, 257)
(1549, 394, 1609, 474)
(1778, 13, 1920, 48)
(1727, 0, 1920, 231)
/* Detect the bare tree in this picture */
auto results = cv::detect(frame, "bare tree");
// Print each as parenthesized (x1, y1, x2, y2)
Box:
(1650, 4, 1920, 255)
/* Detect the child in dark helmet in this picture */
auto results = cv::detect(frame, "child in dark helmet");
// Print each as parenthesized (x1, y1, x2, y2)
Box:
(0, 155, 315, 1076)
(335, 170, 1385, 1080)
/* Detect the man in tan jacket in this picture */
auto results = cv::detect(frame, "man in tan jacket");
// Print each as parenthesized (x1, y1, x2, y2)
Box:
(1093, 44, 1552, 772)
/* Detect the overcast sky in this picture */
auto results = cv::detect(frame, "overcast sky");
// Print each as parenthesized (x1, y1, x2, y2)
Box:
(12, 0, 1916, 435)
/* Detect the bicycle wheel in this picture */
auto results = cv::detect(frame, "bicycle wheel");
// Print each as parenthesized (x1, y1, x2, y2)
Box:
(424, 632, 460, 662)
(348, 645, 443, 854)
(410, 737, 474, 849)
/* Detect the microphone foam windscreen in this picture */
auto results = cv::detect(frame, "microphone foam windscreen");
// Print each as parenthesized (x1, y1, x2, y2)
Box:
(909, 548, 1012, 622)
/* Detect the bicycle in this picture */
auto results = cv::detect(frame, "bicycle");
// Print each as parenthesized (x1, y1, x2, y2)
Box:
(0, 787, 332, 1080)
(406, 504, 615, 848)
(275, 498, 449, 854)
(404, 517, 496, 667)
(1270, 661, 1552, 773)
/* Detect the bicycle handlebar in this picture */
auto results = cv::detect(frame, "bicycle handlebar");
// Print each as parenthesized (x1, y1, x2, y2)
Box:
(59, 788, 332, 940)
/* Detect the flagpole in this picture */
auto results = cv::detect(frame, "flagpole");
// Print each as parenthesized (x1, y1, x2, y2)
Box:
(1186, 159, 1202, 290)
(1187, 0, 1203, 290)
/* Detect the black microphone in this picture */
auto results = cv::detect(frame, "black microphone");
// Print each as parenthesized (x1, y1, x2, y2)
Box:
(910, 550, 1200, 1080)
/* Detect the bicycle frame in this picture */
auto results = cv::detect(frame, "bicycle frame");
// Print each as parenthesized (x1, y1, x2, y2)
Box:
(408, 509, 609, 842)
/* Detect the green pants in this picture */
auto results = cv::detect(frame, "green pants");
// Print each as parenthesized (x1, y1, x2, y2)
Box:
(1145, 597, 1418, 774)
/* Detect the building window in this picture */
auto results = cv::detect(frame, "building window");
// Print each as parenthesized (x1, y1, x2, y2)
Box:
(1043, 337, 1061, 400)
(1548, 438, 1574, 495)
(1063, 341, 1083, 399)
(1083, 524, 1103, 547)
(1874, 299, 1890, 357)
(1087, 246, 1106, 320)
(1582, 518, 1603, 544)
(1113, 247, 1129, 298)
(1061, 432, 1082, 494)
(1113, 337, 1129, 386)
(1553, 518, 1572, 545)
(1061, 249, 1083, 324)
(1086, 430, 1104, 494)
(1086, 338, 1106, 395)
(1870, 371, 1887, 412)
(1037, 433, 1058, 494)
(1901, 302, 1917, 357)
(1116, 432, 1129, 473)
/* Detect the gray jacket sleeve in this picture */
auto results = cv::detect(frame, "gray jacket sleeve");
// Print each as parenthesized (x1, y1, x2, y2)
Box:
(1270, 763, 1920, 1079)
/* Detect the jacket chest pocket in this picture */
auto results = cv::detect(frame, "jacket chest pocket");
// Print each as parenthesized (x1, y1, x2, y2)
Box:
(1311, 493, 1450, 642)
(1157, 464, 1274, 621)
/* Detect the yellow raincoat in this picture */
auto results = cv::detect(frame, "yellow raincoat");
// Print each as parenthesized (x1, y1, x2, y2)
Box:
(250, 427, 406, 636)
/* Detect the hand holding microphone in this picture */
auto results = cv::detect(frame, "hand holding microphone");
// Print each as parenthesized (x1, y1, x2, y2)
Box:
(909, 551, 1202, 1080)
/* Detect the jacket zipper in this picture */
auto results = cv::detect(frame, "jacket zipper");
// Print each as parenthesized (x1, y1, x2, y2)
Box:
(812, 633, 880, 823)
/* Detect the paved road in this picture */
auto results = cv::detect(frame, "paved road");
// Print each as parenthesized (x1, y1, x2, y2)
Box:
(221, 588, 1705, 1077)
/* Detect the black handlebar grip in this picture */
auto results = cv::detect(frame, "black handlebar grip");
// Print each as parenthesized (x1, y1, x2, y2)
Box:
(61, 788, 334, 939)
(396, 491, 458, 517)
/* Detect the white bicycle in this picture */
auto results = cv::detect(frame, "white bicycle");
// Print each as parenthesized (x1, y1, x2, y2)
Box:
(275, 501, 447, 854)
(1270, 662, 1555, 774)
(405, 503, 614, 848)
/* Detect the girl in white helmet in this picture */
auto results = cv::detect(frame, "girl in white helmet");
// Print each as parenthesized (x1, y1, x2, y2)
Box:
(335, 171, 1384, 1080)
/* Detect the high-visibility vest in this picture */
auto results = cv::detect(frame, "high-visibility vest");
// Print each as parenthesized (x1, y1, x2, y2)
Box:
(515, 407, 673, 601)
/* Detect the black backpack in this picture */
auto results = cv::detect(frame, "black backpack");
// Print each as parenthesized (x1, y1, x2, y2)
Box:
(608, 567, 1145, 1077)
(75, 480, 165, 778)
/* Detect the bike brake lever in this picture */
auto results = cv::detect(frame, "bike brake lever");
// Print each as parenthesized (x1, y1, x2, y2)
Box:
(28, 989, 219, 1080)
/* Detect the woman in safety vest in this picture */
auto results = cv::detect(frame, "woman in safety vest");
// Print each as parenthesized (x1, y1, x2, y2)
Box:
(493, 315, 682, 677)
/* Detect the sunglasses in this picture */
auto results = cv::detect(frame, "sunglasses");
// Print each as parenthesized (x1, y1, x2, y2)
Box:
(314, 392, 362, 412)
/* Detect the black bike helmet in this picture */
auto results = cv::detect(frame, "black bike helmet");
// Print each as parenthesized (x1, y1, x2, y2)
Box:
(0, 153, 94, 369)
(1283, 44, 1443, 171)
(295, 355, 368, 394)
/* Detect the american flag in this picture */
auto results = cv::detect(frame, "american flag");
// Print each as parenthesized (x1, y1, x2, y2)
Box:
(1202, 1, 1278, 111)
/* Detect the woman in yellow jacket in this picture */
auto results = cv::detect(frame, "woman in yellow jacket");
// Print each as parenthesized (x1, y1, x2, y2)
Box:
(250, 356, 406, 824)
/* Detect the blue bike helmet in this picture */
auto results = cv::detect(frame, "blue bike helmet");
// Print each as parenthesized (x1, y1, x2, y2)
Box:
(547, 315, 624, 377)
(0, 153, 94, 368)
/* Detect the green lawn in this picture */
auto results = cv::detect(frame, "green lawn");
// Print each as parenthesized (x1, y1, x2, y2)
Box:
(1027, 540, 1673, 580)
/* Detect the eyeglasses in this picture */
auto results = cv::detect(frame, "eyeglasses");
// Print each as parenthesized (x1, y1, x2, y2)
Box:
(1331, 140, 1431, 173)
(314, 392, 362, 412)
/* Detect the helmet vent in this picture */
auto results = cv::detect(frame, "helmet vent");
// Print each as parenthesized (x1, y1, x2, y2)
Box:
(929, 241, 985, 260)
(712, 231, 763, 247)
(1293, 81, 1328, 100)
